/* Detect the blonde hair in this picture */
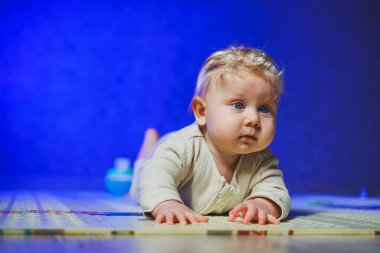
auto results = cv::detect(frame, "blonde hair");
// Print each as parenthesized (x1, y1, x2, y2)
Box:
(194, 46, 284, 103)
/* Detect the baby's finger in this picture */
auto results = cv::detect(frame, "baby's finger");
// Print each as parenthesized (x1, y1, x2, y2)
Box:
(172, 210, 187, 225)
(229, 203, 247, 218)
(257, 209, 267, 225)
(228, 212, 246, 222)
(231, 203, 247, 213)
(267, 214, 280, 225)
(243, 206, 258, 224)
(184, 211, 198, 225)
(165, 211, 175, 225)
(227, 213, 236, 222)
(155, 212, 165, 224)
(228, 210, 242, 222)
(194, 213, 209, 223)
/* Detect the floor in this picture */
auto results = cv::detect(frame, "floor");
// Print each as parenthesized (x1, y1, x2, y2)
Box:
(1, 191, 379, 252)
(1, 235, 380, 253)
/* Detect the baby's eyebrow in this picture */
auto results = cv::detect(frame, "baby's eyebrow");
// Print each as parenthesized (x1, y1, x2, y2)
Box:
(229, 90, 248, 96)
(261, 93, 276, 102)
(225, 94, 244, 100)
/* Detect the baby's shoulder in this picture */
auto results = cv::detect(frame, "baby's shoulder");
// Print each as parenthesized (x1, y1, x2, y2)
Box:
(148, 123, 204, 170)
(154, 123, 203, 154)
(162, 123, 202, 144)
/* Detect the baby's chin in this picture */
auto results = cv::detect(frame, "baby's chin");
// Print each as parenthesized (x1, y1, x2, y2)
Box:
(235, 145, 267, 154)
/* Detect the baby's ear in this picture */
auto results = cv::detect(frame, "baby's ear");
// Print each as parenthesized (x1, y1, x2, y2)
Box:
(191, 96, 206, 127)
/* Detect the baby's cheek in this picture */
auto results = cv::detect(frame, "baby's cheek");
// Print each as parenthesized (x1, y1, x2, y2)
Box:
(262, 122, 276, 142)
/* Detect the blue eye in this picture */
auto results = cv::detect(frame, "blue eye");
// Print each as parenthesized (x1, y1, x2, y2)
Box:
(233, 102, 245, 110)
(259, 106, 270, 113)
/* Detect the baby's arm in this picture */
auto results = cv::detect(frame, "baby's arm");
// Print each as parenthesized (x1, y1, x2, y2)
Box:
(139, 133, 210, 225)
(152, 200, 209, 225)
(228, 197, 281, 225)
(228, 150, 290, 225)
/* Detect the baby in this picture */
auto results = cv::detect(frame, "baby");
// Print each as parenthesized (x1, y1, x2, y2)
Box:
(131, 46, 290, 225)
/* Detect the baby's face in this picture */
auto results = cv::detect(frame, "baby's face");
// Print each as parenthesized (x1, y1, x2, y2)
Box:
(203, 70, 277, 157)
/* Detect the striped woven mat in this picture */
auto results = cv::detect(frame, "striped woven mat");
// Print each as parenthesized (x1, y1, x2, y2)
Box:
(1, 191, 379, 236)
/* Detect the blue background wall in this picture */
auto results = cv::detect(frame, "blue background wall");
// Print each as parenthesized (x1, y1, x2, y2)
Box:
(1, 0, 379, 195)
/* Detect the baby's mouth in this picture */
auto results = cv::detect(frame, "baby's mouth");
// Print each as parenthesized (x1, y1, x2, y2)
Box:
(240, 135, 258, 141)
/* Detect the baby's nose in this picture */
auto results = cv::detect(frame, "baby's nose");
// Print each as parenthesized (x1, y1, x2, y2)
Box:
(244, 110, 260, 126)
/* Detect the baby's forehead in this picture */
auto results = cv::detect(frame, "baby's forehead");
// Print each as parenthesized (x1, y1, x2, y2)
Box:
(208, 70, 278, 100)
(212, 69, 274, 88)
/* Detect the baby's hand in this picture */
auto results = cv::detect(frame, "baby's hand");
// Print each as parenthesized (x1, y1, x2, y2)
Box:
(228, 197, 281, 225)
(152, 200, 209, 225)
